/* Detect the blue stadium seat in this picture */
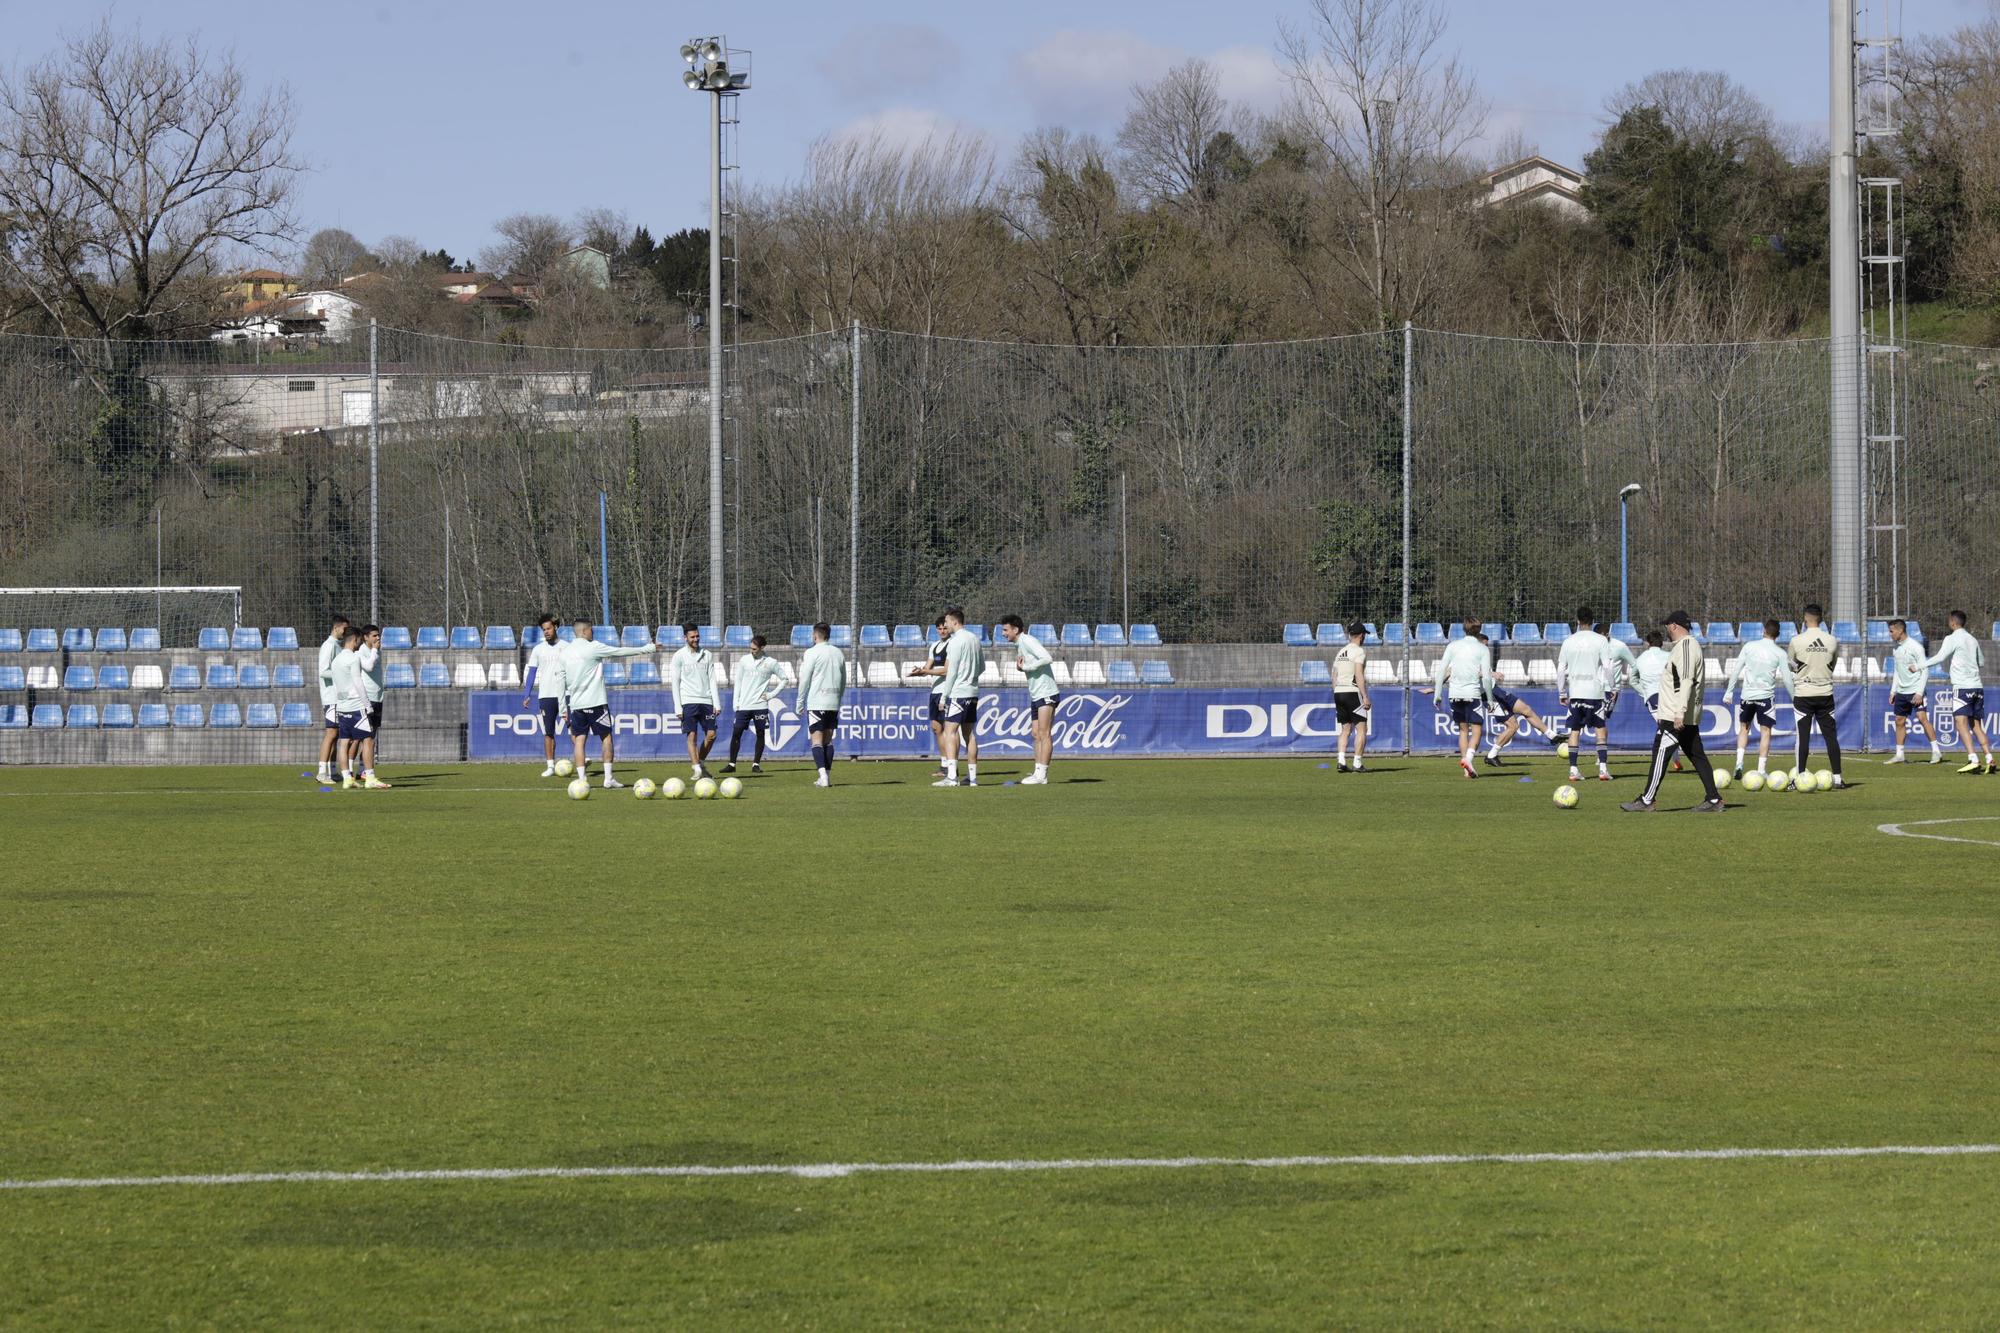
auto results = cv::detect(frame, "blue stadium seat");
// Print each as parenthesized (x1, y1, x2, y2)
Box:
(65, 704, 97, 729)
(1096, 624, 1126, 646)
(100, 703, 134, 729)
(1736, 621, 1761, 643)
(129, 628, 161, 651)
(1907, 619, 1924, 642)
(382, 626, 414, 650)
(1130, 623, 1162, 647)
(1609, 622, 1640, 645)
(698, 625, 722, 649)
(1315, 623, 1344, 646)
(245, 703, 279, 728)
(791, 625, 814, 648)
(172, 703, 204, 728)
(95, 628, 127, 652)
(1543, 622, 1570, 643)
(450, 626, 480, 650)
(1380, 623, 1406, 646)
(1415, 623, 1445, 644)
(1866, 621, 1892, 644)
(63, 665, 94, 691)
(281, 702, 316, 727)
(485, 626, 518, 650)
(830, 624, 854, 648)
(0, 666, 23, 690)
(520, 624, 542, 646)
(417, 663, 450, 688)
(27, 628, 58, 652)
(238, 664, 270, 689)
(893, 624, 926, 648)
(416, 627, 448, 649)
(31, 703, 63, 728)
(209, 703, 242, 728)
(98, 664, 130, 690)
(621, 625, 651, 648)
(62, 627, 93, 651)
(1511, 622, 1542, 645)
(861, 625, 892, 648)
(266, 627, 300, 651)
(557, 624, 576, 641)
(1106, 661, 1140, 684)
(384, 663, 416, 689)
(655, 625, 680, 647)
(991, 624, 1011, 645)
(0, 704, 28, 727)
(1702, 622, 1733, 644)
(725, 625, 755, 649)
(137, 704, 170, 729)
(205, 664, 238, 690)
(1779, 621, 1798, 640)
(1062, 623, 1093, 647)
(1481, 622, 1507, 643)
(965, 625, 986, 644)
(1140, 660, 1173, 685)
(1299, 660, 1332, 685)
(628, 661, 662, 685)
(274, 664, 305, 688)
(231, 627, 263, 651)
(0, 629, 20, 651)
(197, 627, 228, 651)
(168, 665, 201, 691)
(602, 663, 629, 686)
(1992, 620, 2000, 643)
(1834, 620, 1862, 644)
(1283, 623, 1314, 647)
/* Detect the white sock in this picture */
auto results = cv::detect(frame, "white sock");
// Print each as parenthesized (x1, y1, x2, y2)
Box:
(1034, 763, 1046, 779)
(968, 763, 977, 781)
(603, 762, 614, 780)
(945, 759, 957, 780)
(1735, 744, 1745, 767)
(1336, 749, 1346, 766)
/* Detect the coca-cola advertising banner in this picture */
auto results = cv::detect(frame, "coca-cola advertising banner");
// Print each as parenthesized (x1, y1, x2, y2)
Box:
(467, 684, 1889, 759)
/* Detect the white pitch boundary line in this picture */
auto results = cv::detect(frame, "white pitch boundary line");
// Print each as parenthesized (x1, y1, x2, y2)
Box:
(4, 1143, 1998, 1193)
(1877, 817, 2000, 848)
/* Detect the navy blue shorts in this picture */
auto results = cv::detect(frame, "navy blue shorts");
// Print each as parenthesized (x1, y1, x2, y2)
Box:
(1565, 700, 1608, 732)
(568, 705, 611, 738)
(928, 693, 946, 724)
(1448, 699, 1482, 727)
(538, 698, 562, 736)
(335, 710, 371, 741)
(1645, 693, 1659, 714)
(1892, 691, 1921, 718)
(944, 697, 978, 727)
(1954, 689, 1986, 721)
(809, 709, 841, 737)
(1738, 698, 1776, 727)
(1490, 688, 1520, 716)
(681, 703, 717, 734)
(1028, 693, 1062, 716)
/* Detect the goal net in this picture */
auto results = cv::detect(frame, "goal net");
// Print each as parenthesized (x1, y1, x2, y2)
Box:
(0, 586, 241, 648)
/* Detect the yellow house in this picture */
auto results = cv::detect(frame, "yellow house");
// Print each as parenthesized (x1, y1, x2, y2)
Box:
(227, 269, 299, 306)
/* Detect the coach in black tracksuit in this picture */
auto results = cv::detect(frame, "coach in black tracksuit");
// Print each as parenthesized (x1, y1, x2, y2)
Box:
(1624, 611, 1724, 813)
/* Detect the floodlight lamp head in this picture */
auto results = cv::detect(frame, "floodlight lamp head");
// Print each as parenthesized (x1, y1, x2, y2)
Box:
(680, 43, 698, 64)
(700, 39, 722, 61)
(682, 69, 701, 90)
(1619, 482, 1643, 499)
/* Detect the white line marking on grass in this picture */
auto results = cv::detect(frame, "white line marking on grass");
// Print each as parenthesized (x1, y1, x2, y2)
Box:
(1877, 817, 2000, 848)
(0, 787, 556, 798)
(5, 1143, 1997, 1192)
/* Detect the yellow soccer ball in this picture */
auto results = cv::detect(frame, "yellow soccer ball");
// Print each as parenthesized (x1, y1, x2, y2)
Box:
(566, 777, 590, 800)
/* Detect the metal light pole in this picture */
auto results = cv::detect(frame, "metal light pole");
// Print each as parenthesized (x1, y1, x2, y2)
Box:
(682, 36, 749, 629)
(1829, 0, 1862, 630)
(1619, 483, 1642, 625)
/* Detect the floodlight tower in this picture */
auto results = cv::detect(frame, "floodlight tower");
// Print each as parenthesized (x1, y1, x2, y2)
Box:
(1828, 0, 1862, 632)
(682, 36, 749, 628)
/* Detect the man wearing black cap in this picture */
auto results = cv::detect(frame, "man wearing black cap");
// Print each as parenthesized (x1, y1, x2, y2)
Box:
(1623, 612, 1725, 813)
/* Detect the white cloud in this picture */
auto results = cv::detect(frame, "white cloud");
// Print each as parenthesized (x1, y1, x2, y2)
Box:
(817, 24, 964, 101)
(1010, 31, 1290, 129)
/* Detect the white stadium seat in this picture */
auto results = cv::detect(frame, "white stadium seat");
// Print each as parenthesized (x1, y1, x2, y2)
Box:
(1497, 657, 1526, 681)
(1704, 657, 1724, 679)
(866, 662, 900, 687)
(453, 662, 486, 688)
(1002, 662, 1027, 686)
(1365, 660, 1396, 685)
(775, 660, 797, 685)
(713, 659, 728, 685)
(27, 665, 59, 689)
(130, 664, 164, 691)
(1071, 660, 1106, 687)
(488, 661, 520, 688)
(1050, 660, 1072, 687)
(978, 661, 1001, 686)
(1527, 660, 1558, 686)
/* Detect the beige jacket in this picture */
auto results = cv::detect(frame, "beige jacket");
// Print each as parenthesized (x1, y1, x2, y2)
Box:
(1655, 634, 1705, 727)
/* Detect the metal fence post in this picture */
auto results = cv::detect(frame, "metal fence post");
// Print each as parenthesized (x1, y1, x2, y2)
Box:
(368, 319, 380, 624)
(1401, 321, 1414, 756)
(849, 319, 862, 662)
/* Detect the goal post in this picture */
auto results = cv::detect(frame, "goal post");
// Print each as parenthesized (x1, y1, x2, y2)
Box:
(0, 587, 242, 648)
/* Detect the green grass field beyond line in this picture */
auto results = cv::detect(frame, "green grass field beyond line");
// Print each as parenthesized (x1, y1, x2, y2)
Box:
(3, 756, 1998, 1328)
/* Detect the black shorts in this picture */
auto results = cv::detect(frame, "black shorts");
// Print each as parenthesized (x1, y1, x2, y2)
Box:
(1448, 699, 1482, 727)
(733, 707, 769, 733)
(1027, 693, 1062, 716)
(367, 701, 383, 732)
(1489, 688, 1519, 717)
(539, 698, 562, 736)
(1891, 691, 1920, 718)
(928, 693, 946, 724)
(322, 703, 340, 732)
(1565, 701, 1608, 732)
(1334, 691, 1366, 724)
(568, 705, 612, 737)
(1795, 695, 1836, 719)
(944, 697, 978, 727)
(1738, 698, 1776, 727)
(809, 709, 841, 737)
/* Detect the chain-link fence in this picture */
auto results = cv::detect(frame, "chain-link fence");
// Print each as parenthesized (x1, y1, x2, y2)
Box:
(1, 324, 1993, 641)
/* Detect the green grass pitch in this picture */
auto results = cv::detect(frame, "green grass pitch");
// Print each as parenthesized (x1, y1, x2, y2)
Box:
(4, 753, 1999, 1326)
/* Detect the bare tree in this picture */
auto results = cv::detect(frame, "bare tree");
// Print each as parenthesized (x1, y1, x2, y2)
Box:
(0, 21, 302, 340)
(297, 227, 373, 288)
(1116, 59, 1230, 215)
(571, 207, 628, 258)
(479, 213, 572, 281)
(1603, 69, 1773, 158)
(1277, 0, 1488, 329)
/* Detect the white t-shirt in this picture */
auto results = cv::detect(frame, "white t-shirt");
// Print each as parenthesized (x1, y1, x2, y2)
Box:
(527, 640, 567, 699)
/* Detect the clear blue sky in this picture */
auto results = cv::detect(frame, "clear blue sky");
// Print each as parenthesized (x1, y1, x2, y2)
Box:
(0, 0, 1984, 263)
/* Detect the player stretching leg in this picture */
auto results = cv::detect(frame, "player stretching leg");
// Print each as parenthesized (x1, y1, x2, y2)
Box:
(1556, 607, 1620, 783)
(1481, 648, 1558, 767)
(1884, 618, 1943, 763)
(1788, 604, 1843, 787)
(724, 635, 781, 774)
(1333, 621, 1371, 772)
(1923, 610, 1994, 773)
(796, 622, 846, 788)
(1722, 620, 1791, 780)
(559, 620, 655, 788)
(1432, 618, 1493, 779)
(313, 613, 350, 783)
(522, 614, 567, 777)
(1001, 615, 1060, 784)
(669, 623, 720, 780)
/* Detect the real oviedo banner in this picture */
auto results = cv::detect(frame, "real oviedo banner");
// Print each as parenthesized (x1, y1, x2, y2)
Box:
(467, 685, 1910, 759)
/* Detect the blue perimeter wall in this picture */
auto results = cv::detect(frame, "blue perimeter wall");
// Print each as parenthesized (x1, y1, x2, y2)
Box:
(468, 686, 1937, 759)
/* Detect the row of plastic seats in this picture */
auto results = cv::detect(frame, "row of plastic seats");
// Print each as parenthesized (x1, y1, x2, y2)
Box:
(1288, 618, 1951, 648)
(1, 628, 167, 653)
(3, 702, 323, 729)
(892, 658, 1174, 687)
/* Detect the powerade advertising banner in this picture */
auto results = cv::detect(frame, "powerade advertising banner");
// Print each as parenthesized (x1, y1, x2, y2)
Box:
(467, 685, 1918, 759)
